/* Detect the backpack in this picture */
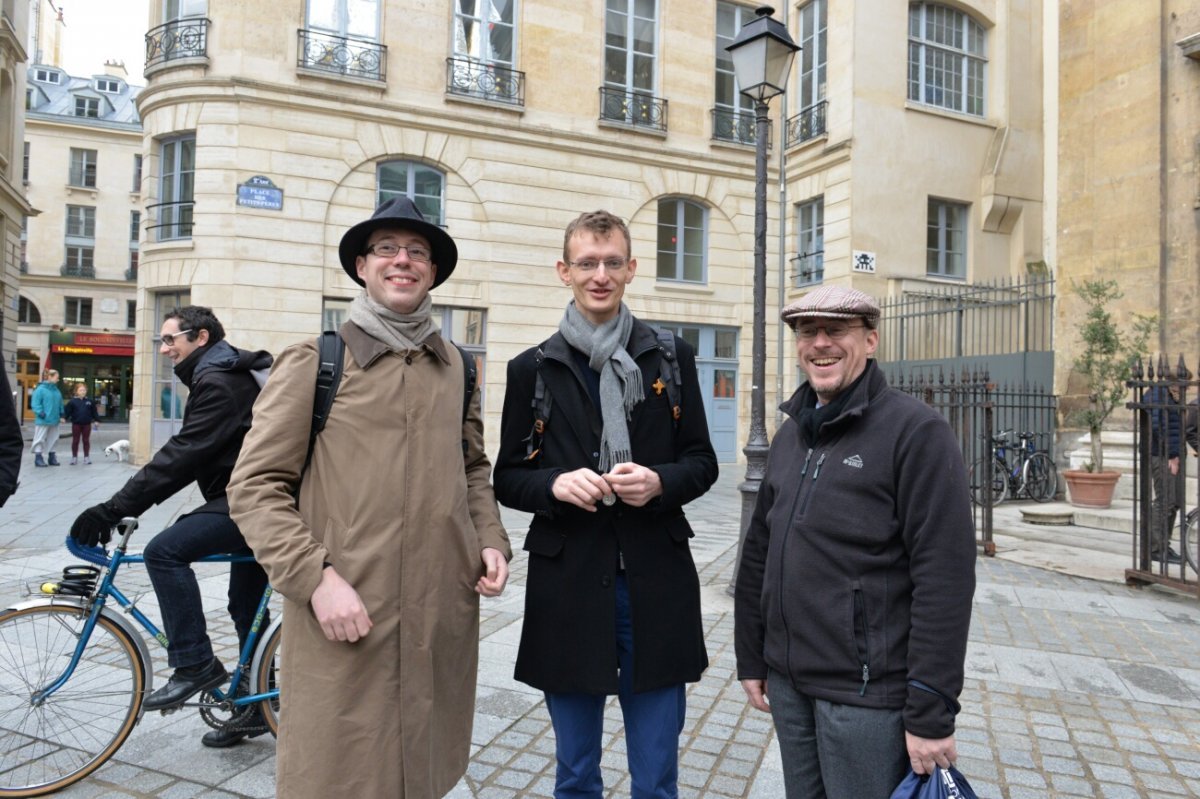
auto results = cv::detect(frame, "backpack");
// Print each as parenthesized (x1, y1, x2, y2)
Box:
(524, 327, 682, 461)
(305, 330, 477, 468)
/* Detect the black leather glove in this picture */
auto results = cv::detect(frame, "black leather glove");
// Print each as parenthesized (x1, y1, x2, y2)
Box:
(70, 503, 122, 547)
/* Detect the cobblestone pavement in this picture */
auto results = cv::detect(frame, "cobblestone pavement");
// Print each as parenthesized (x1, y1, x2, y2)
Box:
(3, 425, 1200, 797)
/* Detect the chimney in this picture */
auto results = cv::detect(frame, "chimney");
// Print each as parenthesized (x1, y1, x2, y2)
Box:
(103, 60, 128, 79)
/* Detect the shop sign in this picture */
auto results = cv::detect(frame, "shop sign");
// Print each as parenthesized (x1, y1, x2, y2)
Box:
(50, 331, 135, 357)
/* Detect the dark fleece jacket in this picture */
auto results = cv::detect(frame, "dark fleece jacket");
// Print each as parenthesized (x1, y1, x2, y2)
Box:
(734, 359, 976, 739)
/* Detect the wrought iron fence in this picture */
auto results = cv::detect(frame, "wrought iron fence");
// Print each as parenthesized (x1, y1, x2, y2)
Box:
(445, 58, 524, 106)
(1127, 354, 1200, 593)
(785, 100, 827, 148)
(145, 18, 209, 68)
(711, 108, 756, 145)
(146, 200, 194, 241)
(877, 275, 1055, 390)
(881, 364, 1060, 554)
(60, 264, 95, 279)
(599, 87, 667, 132)
(297, 29, 386, 81)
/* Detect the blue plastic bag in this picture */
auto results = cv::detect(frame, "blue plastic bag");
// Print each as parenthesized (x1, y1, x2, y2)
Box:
(888, 766, 979, 799)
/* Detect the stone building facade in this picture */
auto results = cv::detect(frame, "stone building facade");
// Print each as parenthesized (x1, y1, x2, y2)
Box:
(0, 0, 32, 367)
(1056, 0, 1200, 414)
(19, 60, 141, 421)
(132, 0, 1047, 461)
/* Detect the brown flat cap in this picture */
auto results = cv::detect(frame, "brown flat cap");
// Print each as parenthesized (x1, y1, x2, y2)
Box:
(781, 285, 880, 328)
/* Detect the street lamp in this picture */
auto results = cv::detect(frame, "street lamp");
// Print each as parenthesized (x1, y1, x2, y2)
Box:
(726, 6, 798, 593)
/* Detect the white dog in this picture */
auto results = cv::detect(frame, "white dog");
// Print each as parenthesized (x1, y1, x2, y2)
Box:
(104, 440, 131, 462)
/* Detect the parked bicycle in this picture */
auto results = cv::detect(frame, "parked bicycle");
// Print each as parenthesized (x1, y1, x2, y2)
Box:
(1181, 507, 1200, 575)
(968, 429, 1058, 505)
(0, 518, 281, 797)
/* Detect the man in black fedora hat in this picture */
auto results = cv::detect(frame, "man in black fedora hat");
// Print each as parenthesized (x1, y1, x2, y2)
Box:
(229, 197, 512, 797)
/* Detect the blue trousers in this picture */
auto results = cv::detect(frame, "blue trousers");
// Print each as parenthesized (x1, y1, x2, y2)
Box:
(545, 575, 686, 799)
(143, 512, 268, 669)
(767, 668, 909, 799)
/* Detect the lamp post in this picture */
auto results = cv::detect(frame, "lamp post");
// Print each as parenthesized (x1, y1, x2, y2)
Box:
(726, 6, 798, 594)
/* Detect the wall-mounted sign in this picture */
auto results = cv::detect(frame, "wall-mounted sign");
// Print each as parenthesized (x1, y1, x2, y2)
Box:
(237, 175, 284, 211)
(49, 331, 135, 357)
(852, 250, 877, 273)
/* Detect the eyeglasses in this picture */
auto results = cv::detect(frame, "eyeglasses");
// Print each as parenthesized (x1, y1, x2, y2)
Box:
(366, 242, 432, 264)
(156, 329, 193, 346)
(568, 258, 628, 272)
(794, 321, 865, 340)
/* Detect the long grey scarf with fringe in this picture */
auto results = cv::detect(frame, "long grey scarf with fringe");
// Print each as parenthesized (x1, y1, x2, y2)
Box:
(558, 301, 642, 471)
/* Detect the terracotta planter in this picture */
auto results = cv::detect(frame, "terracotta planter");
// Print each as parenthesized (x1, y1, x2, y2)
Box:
(1063, 469, 1121, 509)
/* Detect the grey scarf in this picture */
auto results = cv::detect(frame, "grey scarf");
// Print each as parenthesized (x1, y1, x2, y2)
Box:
(558, 301, 643, 471)
(348, 290, 437, 352)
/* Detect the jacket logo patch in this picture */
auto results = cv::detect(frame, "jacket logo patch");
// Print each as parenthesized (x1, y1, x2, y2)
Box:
(843, 454, 864, 469)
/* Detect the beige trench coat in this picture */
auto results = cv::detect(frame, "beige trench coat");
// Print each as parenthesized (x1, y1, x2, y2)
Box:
(229, 323, 511, 798)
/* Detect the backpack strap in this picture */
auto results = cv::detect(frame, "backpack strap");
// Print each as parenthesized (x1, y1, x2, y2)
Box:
(306, 330, 344, 473)
(652, 327, 683, 428)
(453, 343, 477, 456)
(525, 345, 551, 461)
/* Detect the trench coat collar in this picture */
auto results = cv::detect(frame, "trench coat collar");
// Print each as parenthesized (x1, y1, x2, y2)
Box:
(339, 321, 452, 370)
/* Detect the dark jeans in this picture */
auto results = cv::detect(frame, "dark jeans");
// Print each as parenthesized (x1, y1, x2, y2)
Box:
(767, 668, 909, 799)
(143, 512, 268, 670)
(1150, 456, 1179, 554)
(545, 575, 686, 799)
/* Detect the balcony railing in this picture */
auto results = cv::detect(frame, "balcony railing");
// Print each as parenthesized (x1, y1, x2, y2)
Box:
(61, 264, 96, 279)
(445, 57, 524, 106)
(711, 108, 757, 145)
(145, 18, 210, 69)
(146, 200, 194, 242)
(792, 252, 824, 287)
(785, 100, 827, 148)
(599, 87, 667, 132)
(298, 29, 386, 82)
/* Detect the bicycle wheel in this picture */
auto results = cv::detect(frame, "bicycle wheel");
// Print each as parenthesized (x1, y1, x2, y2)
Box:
(252, 621, 281, 737)
(1184, 509, 1200, 575)
(0, 605, 144, 797)
(1021, 452, 1058, 502)
(968, 458, 1008, 506)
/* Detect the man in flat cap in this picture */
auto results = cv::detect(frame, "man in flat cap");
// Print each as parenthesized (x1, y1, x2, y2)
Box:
(733, 285, 976, 798)
(229, 197, 511, 798)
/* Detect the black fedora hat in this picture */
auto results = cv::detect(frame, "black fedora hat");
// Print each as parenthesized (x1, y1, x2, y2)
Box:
(338, 197, 458, 288)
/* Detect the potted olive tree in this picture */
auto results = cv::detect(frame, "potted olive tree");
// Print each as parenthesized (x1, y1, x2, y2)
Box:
(1062, 279, 1155, 508)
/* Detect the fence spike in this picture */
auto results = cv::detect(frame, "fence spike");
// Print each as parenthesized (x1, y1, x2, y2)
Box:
(1133, 357, 1144, 380)
(1157, 352, 1169, 379)
(1176, 353, 1190, 381)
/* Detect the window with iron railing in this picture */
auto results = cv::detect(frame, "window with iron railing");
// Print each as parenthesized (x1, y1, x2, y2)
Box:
(712, 1, 755, 144)
(153, 135, 195, 241)
(794, 197, 824, 287)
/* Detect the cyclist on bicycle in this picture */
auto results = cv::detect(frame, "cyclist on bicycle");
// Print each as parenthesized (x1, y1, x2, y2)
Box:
(69, 305, 274, 748)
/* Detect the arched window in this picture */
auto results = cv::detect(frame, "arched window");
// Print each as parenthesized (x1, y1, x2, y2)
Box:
(656, 198, 707, 283)
(18, 296, 41, 325)
(907, 3, 986, 116)
(377, 161, 445, 225)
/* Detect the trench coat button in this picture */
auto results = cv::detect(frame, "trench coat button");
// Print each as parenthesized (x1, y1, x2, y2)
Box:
(405, 355, 413, 365)
(600, 574, 611, 588)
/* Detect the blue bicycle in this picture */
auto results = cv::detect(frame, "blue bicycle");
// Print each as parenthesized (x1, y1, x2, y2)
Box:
(0, 518, 281, 797)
